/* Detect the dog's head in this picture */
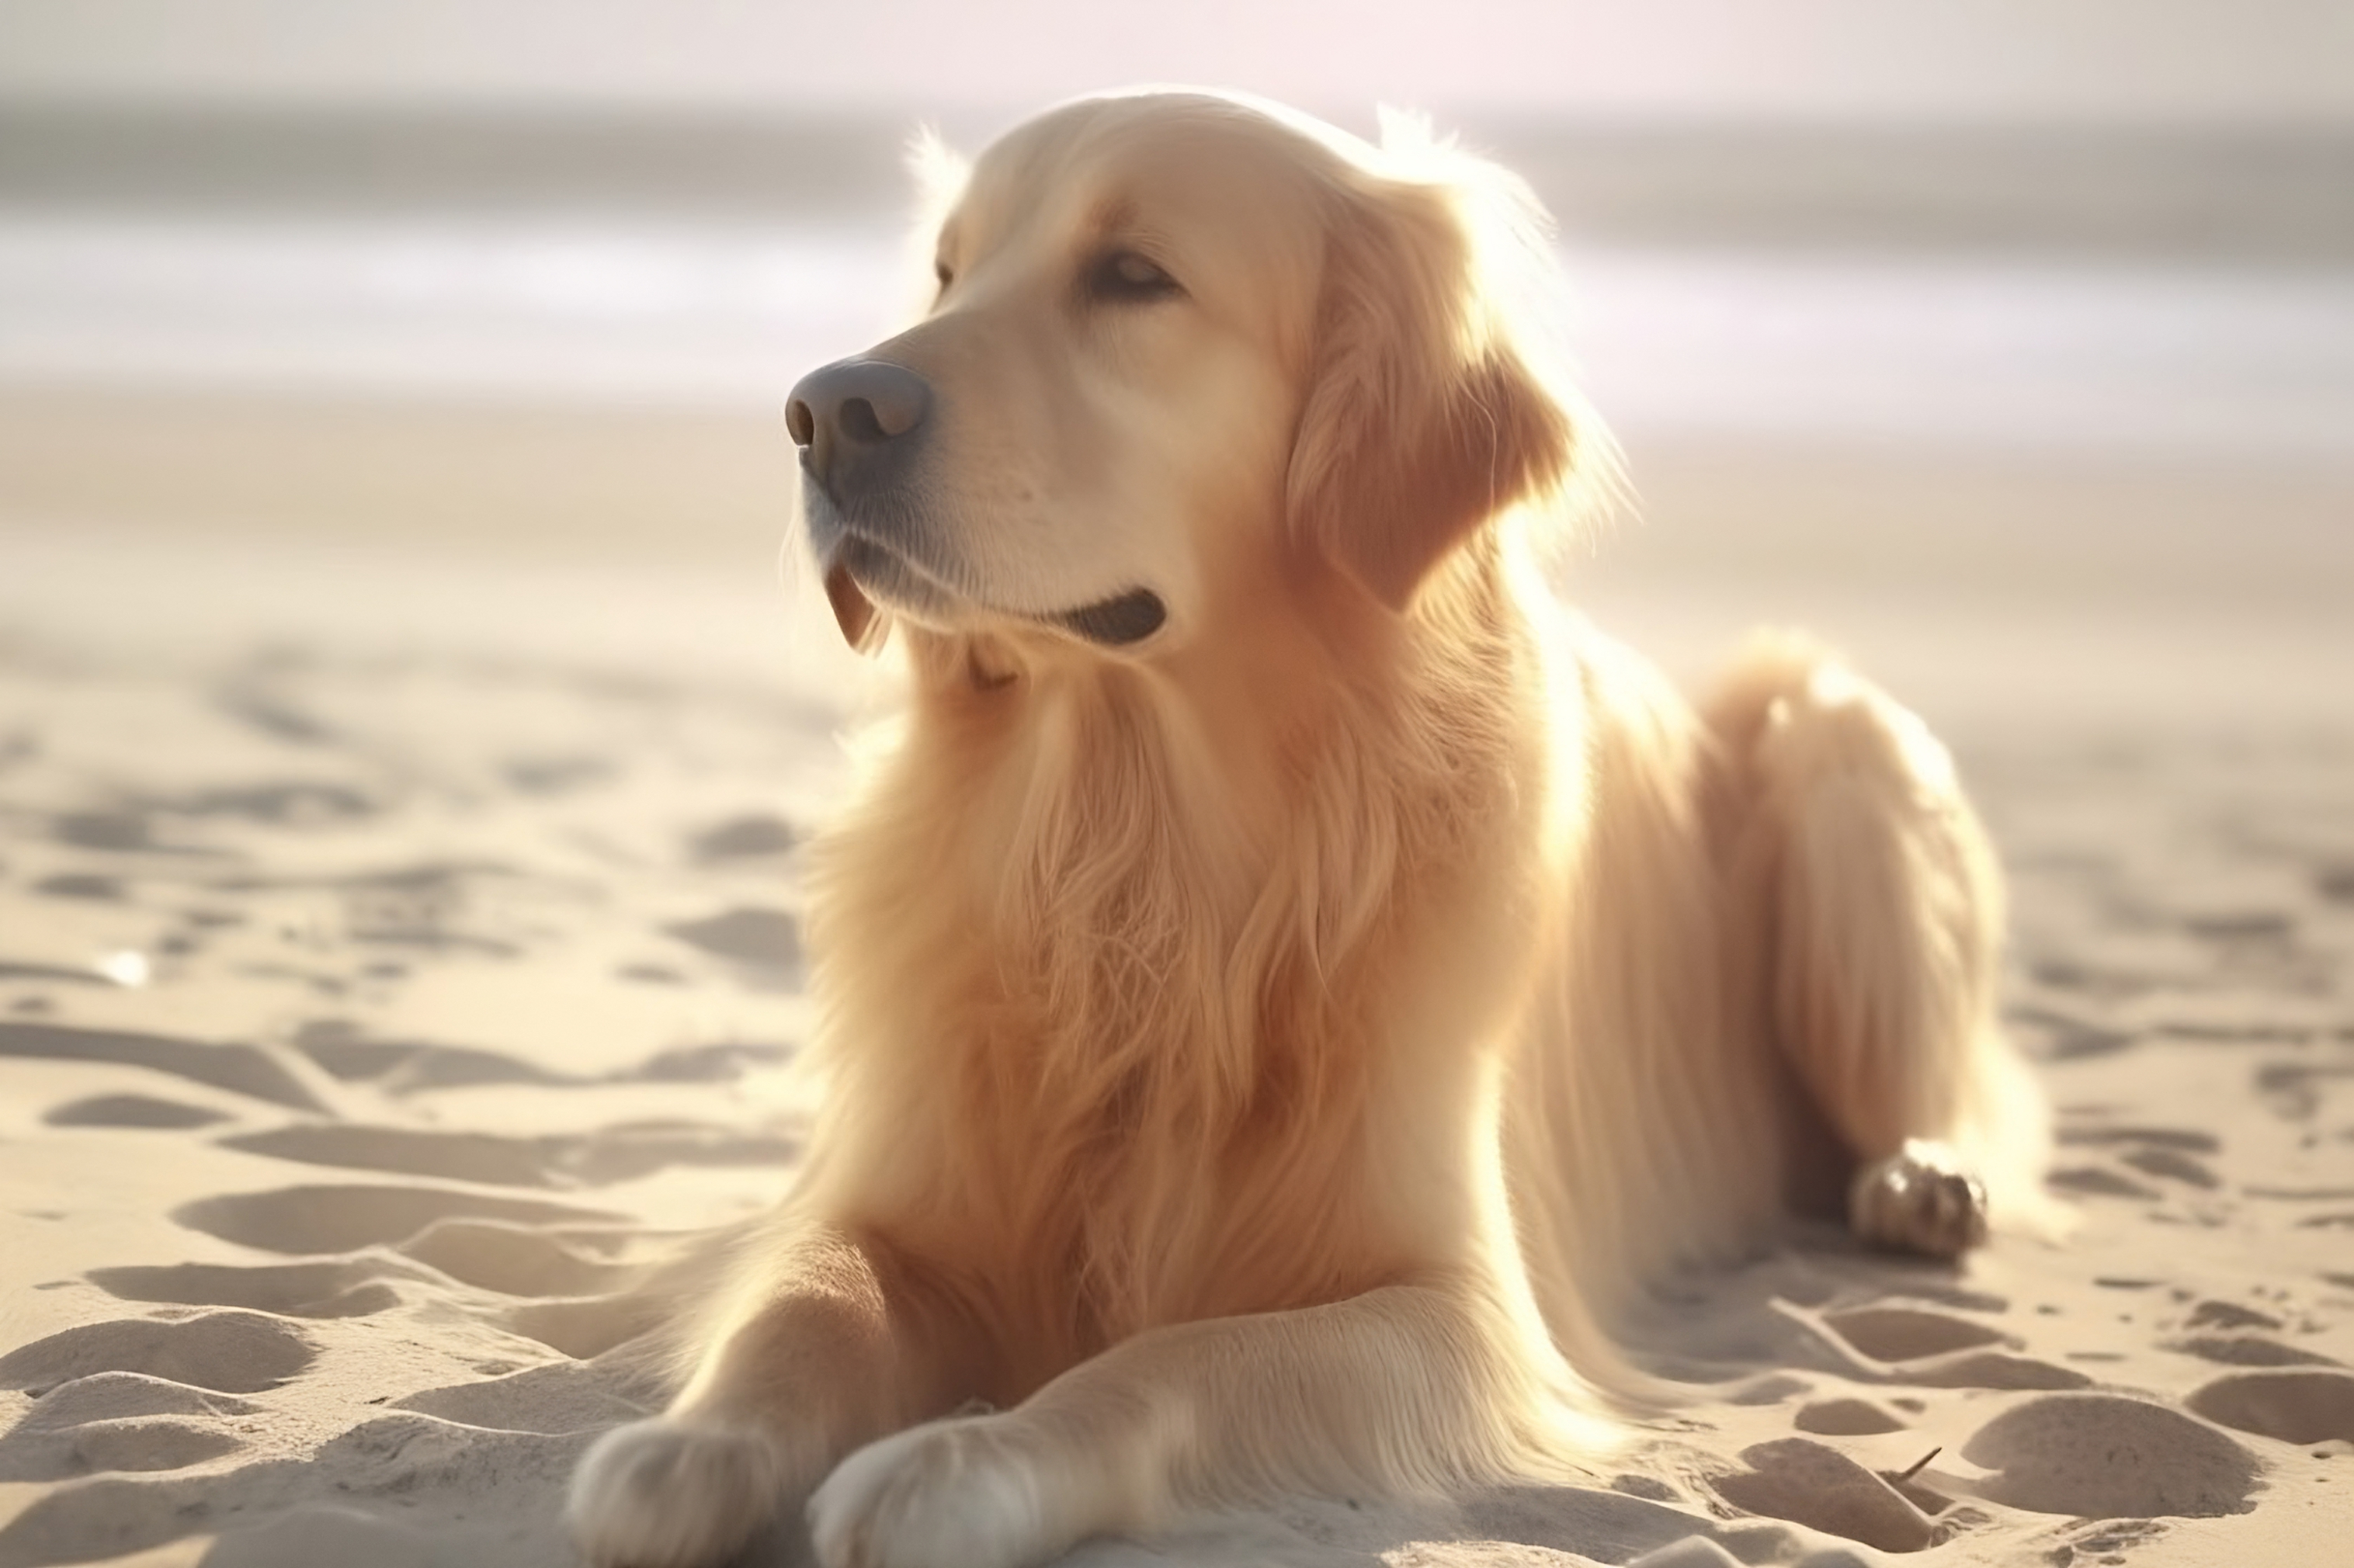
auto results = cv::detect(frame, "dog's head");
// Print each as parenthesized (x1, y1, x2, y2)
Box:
(790, 90, 1593, 662)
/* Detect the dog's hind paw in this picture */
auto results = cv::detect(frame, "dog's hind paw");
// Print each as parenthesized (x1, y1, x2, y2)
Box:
(1849, 1138, 1991, 1259)
(568, 1418, 785, 1568)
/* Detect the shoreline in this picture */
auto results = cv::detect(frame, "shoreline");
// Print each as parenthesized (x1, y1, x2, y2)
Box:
(5, 384, 2345, 740)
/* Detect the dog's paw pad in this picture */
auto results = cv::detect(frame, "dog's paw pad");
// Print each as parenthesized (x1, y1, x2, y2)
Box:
(808, 1416, 1053, 1568)
(568, 1418, 783, 1568)
(1850, 1139, 1990, 1259)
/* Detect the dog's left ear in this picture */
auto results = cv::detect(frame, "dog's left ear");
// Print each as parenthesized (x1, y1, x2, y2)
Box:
(1286, 168, 1577, 610)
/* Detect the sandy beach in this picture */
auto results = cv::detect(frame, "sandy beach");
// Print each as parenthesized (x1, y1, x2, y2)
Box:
(2, 376, 2352, 1568)
(4, 84, 2354, 1559)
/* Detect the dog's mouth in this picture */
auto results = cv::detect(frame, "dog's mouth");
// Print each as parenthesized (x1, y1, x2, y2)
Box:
(821, 536, 1165, 653)
(1049, 587, 1167, 646)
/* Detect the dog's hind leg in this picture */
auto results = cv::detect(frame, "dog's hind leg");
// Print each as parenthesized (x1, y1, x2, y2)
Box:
(1703, 632, 2052, 1257)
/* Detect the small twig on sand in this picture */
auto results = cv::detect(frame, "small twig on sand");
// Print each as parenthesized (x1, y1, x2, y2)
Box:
(1897, 1447, 1943, 1482)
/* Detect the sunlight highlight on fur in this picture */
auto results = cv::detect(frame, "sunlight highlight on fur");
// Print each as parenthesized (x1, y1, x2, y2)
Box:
(569, 88, 2054, 1568)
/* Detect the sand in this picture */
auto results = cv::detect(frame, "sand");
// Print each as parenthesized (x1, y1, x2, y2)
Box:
(2, 411, 2352, 1567)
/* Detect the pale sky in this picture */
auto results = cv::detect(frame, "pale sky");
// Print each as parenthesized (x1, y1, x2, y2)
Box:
(5, 0, 2352, 123)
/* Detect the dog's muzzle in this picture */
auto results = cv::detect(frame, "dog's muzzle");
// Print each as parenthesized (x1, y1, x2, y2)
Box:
(790, 356, 1166, 652)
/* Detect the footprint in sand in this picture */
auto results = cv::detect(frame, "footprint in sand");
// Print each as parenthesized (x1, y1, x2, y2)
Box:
(1818, 1306, 2012, 1362)
(0, 1311, 314, 1397)
(1955, 1392, 2259, 1518)
(43, 1094, 234, 1129)
(611, 1039, 793, 1085)
(1816, 1304, 2089, 1392)
(173, 1184, 626, 1255)
(501, 1294, 668, 1361)
(0, 1367, 257, 1483)
(2256, 1060, 2354, 1120)
(311, 1411, 589, 1498)
(89, 1257, 432, 1319)
(0, 1414, 244, 1483)
(394, 1361, 652, 1435)
(662, 905, 804, 987)
(2009, 1006, 2135, 1061)
(2117, 1145, 2223, 1189)
(2047, 1165, 2164, 1200)
(1793, 1397, 1911, 1436)
(0, 1021, 329, 1113)
(286, 1023, 793, 1098)
(0, 1369, 256, 1484)
(2186, 1299, 2282, 1331)
(290, 1022, 571, 1094)
(1455, 1480, 1733, 1563)
(1904, 1352, 2092, 1392)
(401, 1219, 636, 1298)
(0, 1370, 257, 1426)
(1622, 1541, 1747, 1568)
(126, 1188, 651, 1348)
(687, 813, 802, 863)
(2186, 1367, 2354, 1445)
(2166, 1334, 2342, 1369)
(220, 1116, 797, 1190)
(1709, 1437, 1937, 1552)
(220, 1125, 562, 1188)
(0, 1414, 588, 1568)
(2058, 1126, 2220, 1155)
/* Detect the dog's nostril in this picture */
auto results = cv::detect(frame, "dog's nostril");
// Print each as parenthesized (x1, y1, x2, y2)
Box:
(785, 359, 930, 460)
(838, 397, 888, 444)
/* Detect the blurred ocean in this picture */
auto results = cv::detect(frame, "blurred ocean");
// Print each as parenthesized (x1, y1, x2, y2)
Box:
(3, 106, 2351, 456)
(5, 215, 2352, 460)
(1, 106, 2347, 730)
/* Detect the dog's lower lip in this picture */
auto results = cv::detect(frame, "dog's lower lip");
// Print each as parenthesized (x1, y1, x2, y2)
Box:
(824, 560, 879, 649)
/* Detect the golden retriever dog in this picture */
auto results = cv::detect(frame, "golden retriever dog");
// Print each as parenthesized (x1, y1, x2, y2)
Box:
(567, 88, 2053, 1568)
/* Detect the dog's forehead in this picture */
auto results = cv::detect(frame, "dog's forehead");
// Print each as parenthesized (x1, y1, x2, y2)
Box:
(947, 96, 1338, 258)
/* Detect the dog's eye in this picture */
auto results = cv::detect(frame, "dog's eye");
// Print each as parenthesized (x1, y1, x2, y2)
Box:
(1086, 249, 1182, 304)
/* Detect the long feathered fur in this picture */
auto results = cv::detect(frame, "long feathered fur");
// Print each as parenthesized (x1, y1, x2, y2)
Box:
(567, 90, 2052, 1568)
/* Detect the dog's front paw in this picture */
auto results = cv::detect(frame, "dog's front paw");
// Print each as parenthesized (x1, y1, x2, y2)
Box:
(568, 1417, 786, 1567)
(1849, 1137, 1991, 1259)
(807, 1415, 1075, 1568)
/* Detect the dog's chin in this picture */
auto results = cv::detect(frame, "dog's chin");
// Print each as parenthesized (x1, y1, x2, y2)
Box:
(821, 536, 1168, 654)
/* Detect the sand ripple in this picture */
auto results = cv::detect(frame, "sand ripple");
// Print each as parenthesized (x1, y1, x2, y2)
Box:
(1, 648, 2349, 1566)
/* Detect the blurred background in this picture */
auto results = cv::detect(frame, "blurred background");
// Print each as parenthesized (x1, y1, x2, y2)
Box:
(2, 0, 2349, 732)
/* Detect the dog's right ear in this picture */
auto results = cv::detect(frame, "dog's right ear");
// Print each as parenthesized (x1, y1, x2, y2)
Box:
(1285, 165, 1580, 612)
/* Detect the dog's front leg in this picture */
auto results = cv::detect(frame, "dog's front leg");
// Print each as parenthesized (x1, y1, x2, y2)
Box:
(806, 1275, 1558, 1568)
(569, 1222, 961, 1568)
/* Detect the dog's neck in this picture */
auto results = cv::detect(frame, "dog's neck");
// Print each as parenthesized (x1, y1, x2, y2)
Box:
(798, 532, 1554, 1334)
(907, 536, 1530, 949)
(824, 530, 1543, 1067)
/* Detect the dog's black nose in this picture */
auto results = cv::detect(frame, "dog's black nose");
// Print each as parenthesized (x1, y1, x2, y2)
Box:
(787, 359, 933, 496)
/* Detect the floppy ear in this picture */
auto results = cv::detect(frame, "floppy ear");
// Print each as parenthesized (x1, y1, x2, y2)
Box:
(1285, 172, 1577, 610)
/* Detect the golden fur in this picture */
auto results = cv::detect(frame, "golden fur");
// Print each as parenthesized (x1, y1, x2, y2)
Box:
(568, 89, 2053, 1568)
